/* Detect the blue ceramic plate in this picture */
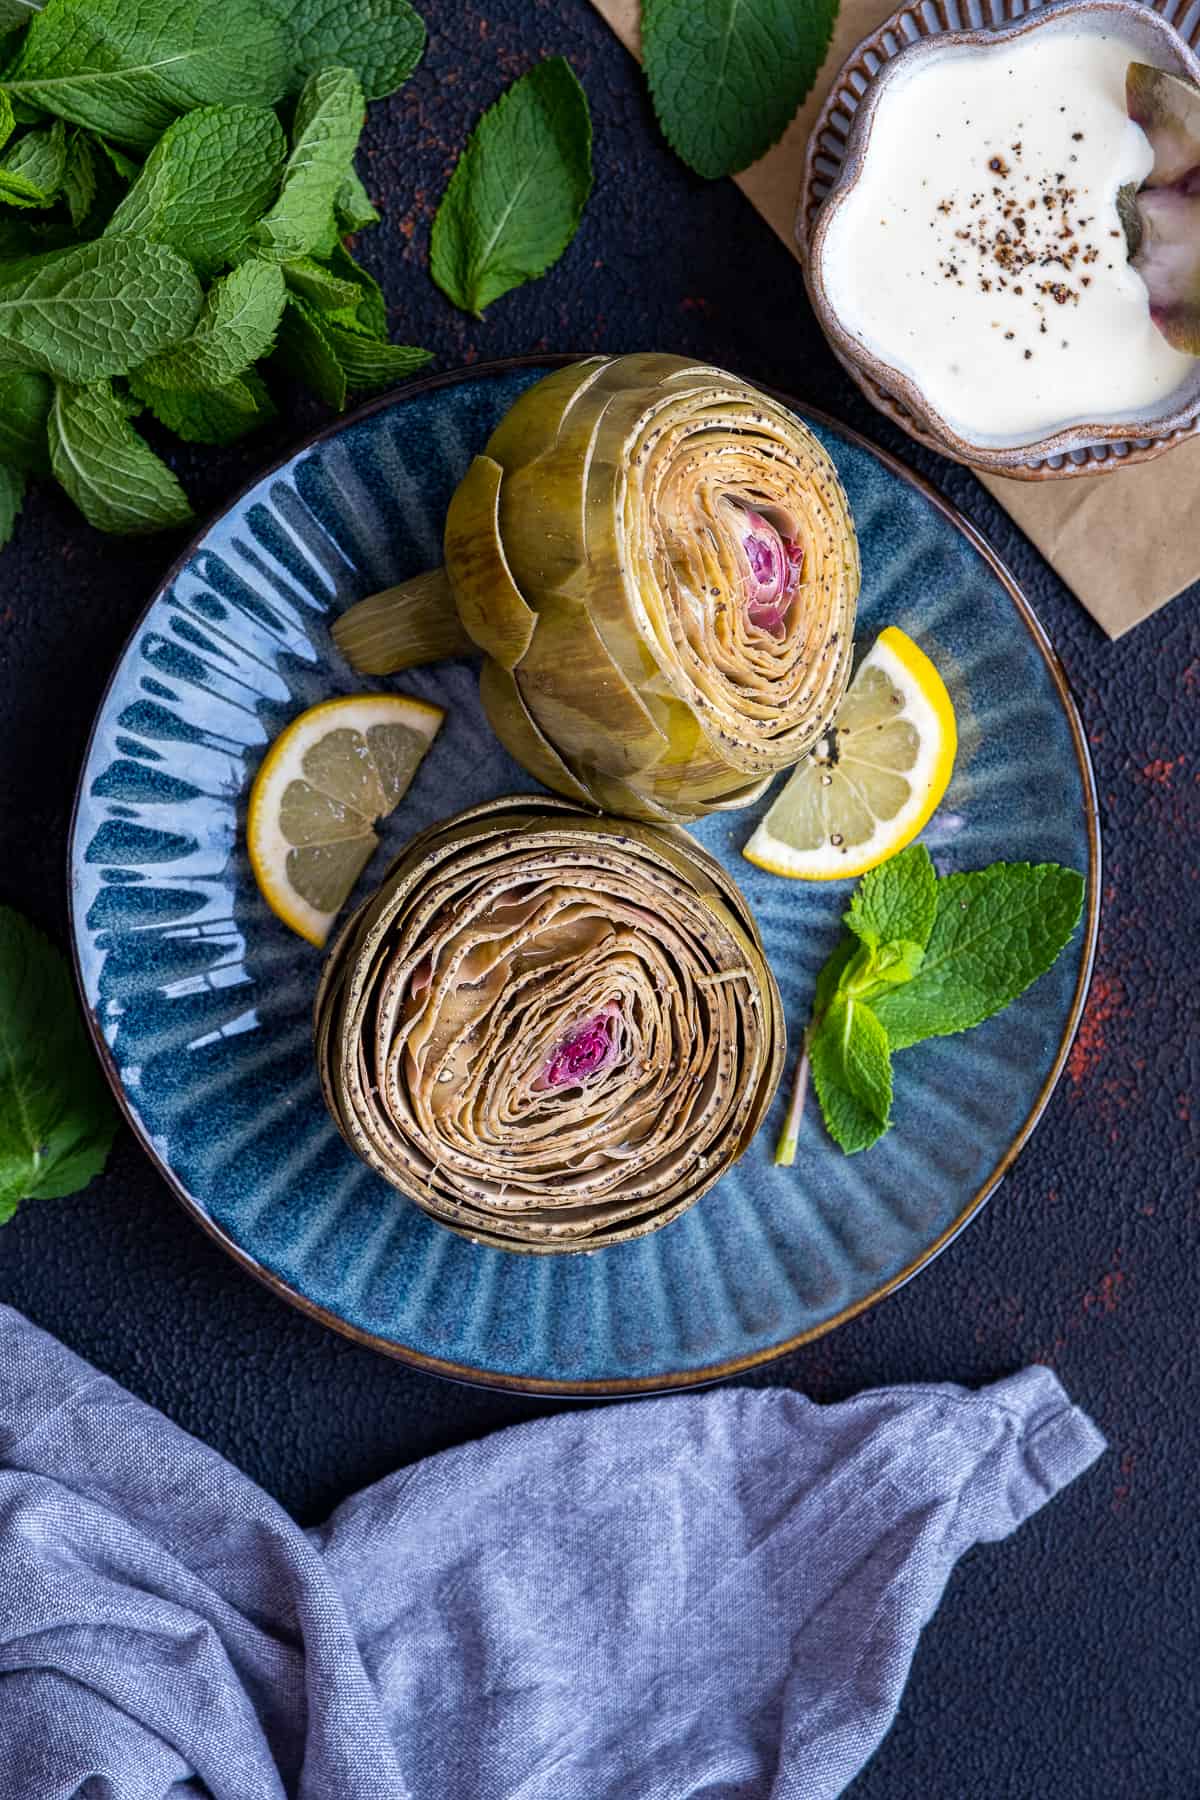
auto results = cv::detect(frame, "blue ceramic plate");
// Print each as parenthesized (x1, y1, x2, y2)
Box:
(70, 358, 1099, 1394)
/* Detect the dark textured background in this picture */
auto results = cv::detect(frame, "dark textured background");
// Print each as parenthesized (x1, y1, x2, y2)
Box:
(2, 3, 1198, 1794)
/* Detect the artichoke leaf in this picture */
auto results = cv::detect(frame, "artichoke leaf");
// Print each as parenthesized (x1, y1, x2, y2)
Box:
(478, 658, 597, 808)
(1132, 186, 1200, 354)
(485, 354, 611, 470)
(1127, 62, 1200, 354)
(513, 594, 670, 781)
(443, 454, 537, 670)
(1128, 62, 1200, 189)
(577, 765, 701, 823)
(586, 763, 775, 823)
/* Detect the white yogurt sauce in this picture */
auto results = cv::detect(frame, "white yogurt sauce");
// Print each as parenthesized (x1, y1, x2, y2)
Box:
(822, 24, 1195, 445)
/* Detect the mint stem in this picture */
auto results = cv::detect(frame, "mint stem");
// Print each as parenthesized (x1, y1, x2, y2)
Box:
(774, 1029, 811, 1166)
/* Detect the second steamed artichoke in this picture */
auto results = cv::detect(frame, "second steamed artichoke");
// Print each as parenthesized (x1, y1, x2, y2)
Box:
(314, 796, 784, 1251)
(335, 353, 860, 823)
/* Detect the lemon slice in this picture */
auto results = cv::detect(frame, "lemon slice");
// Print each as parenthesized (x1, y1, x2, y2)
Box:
(248, 694, 444, 946)
(743, 626, 956, 881)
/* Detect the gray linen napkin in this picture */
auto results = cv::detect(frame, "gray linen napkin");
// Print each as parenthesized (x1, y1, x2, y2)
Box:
(0, 1301, 1103, 1799)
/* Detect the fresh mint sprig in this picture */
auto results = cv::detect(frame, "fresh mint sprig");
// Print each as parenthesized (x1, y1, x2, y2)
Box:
(778, 845, 1086, 1160)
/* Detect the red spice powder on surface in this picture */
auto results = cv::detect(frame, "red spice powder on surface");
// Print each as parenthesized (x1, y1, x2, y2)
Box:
(1067, 969, 1122, 1086)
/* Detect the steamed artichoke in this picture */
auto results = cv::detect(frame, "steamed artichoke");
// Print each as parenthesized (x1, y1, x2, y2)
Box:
(334, 353, 860, 823)
(314, 796, 785, 1252)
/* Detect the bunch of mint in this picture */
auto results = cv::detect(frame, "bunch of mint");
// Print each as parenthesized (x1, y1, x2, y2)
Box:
(0, 0, 433, 546)
(778, 844, 1086, 1159)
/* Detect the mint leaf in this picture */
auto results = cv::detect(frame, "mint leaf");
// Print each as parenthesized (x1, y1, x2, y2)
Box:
(809, 997, 892, 1155)
(95, 137, 140, 182)
(326, 321, 430, 389)
(324, 239, 387, 333)
(871, 863, 1086, 1051)
(272, 289, 427, 401)
(273, 292, 345, 408)
(283, 256, 362, 312)
(0, 905, 118, 1221)
(49, 379, 192, 532)
(0, 1, 37, 41)
(105, 104, 287, 279)
(0, 116, 65, 207)
(0, 90, 13, 151)
(815, 995, 891, 1118)
(134, 259, 285, 389)
(806, 1071, 884, 1156)
(273, 229, 427, 397)
(431, 56, 592, 317)
(642, 0, 838, 179)
(336, 165, 379, 232)
(0, 460, 24, 548)
(828, 933, 927, 1009)
(0, 0, 291, 150)
(812, 932, 857, 1025)
(130, 366, 275, 444)
(845, 842, 936, 953)
(272, 0, 426, 102)
(254, 67, 364, 262)
(863, 937, 925, 989)
(0, 363, 50, 470)
(282, 245, 391, 337)
(59, 128, 132, 236)
(0, 238, 201, 380)
(807, 1055, 886, 1155)
(60, 128, 96, 226)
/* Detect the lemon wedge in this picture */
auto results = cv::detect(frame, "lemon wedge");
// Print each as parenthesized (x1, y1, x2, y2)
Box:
(248, 693, 444, 946)
(743, 626, 956, 881)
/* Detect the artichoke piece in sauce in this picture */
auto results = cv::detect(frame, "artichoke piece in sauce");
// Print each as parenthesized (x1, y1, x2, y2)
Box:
(334, 353, 860, 824)
(314, 796, 785, 1252)
(1126, 63, 1200, 355)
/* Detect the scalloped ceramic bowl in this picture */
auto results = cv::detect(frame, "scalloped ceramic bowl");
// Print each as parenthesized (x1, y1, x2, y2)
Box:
(803, 0, 1200, 479)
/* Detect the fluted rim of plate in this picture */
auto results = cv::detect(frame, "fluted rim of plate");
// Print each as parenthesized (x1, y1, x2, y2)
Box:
(67, 355, 1101, 1396)
(802, 0, 1200, 478)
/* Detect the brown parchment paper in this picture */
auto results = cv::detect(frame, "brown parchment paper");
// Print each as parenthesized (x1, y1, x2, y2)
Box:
(589, 0, 1200, 636)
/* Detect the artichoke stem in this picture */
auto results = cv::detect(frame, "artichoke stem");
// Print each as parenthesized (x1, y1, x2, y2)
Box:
(332, 568, 475, 675)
